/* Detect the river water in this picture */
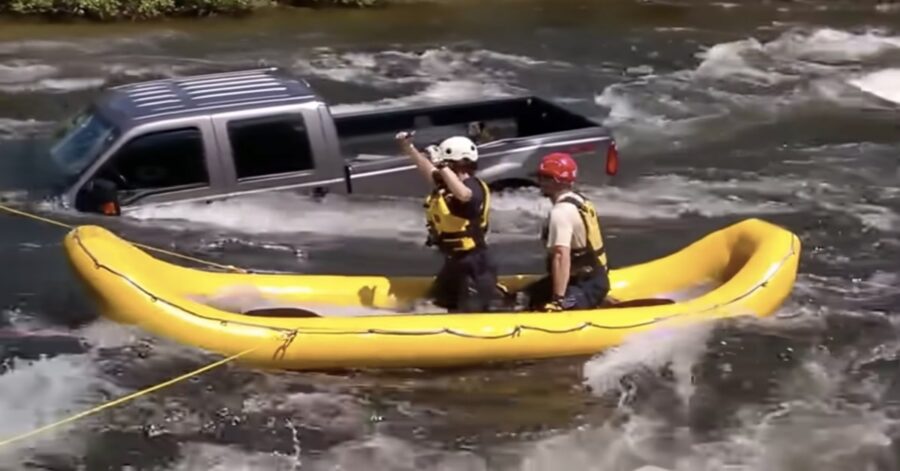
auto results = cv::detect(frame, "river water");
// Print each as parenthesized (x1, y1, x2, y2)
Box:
(1, 0, 899, 469)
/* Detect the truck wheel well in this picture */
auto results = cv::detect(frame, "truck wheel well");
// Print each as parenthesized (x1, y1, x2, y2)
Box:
(489, 178, 537, 192)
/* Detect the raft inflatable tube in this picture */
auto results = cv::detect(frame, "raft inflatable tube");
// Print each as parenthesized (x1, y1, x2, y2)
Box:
(63, 218, 800, 371)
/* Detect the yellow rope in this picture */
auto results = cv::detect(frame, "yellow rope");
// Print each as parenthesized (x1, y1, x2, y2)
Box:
(0, 203, 73, 230)
(0, 203, 247, 273)
(0, 346, 259, 449)
(0, 203, 264, 447)
(131, 242, 247, 274)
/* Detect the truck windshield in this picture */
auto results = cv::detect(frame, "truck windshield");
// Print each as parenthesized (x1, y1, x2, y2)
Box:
(49, 109, 119, 183)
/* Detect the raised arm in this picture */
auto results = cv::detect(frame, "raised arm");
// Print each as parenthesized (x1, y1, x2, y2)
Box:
(395, 131, 438, 185)
(435, 167, 473, 202)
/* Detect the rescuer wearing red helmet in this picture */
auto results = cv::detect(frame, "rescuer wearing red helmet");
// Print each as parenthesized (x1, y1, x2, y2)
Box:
(526, 152, 610, 312)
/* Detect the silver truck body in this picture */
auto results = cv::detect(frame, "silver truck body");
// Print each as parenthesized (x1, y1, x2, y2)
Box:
(47, 67, 617, 213)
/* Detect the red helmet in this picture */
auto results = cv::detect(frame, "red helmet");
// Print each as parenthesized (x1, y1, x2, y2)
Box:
(537, 152, 578, 183)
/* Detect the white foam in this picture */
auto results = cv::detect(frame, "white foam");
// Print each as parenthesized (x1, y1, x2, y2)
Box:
(295, 47, 566, 89)
(310, 434, 487, 471)
(0, 39, 89, 55)
(787, 270, 900, 313)
(654, 27, 696, 33)
(507, 398, 893, 471)
(509, 319, 896, 471)
(766, 28, 900, 63)
(844, 203, 899, 232)
(94, 163, 900, 246)
(695, 38, 793, 86)
(848, 68, 900, 105)
(291, 46, 529, 113)
(0, 31, 186, 56)
(126, 189, 546, 240)
(0, 33, 189, 95)
(331, 79, 515, 113)
(504, 259, 897, 470)
(0, 62, 58, 84)
(294, 50, 395, 85)
(596, 27, 900, 148)
(127, 192, 427, 239)
(510, 415, 689, 471)
(582, 322, 714, 403)
(0, 354, 107, 461)
(474, 50, 570, 68)
(877, 2, 900, 12)
(99, 62, 210, 83)
(580, 175, 797, 219)
(166, 442, 302, 471)
(242, 391, 368, 435)
(125, 173, 806, 240)
(167, 434, 491, 471)
(594, 82, 739, 150)
(76, 320, 147, 350)
(0, 117, 53, 137)
(0, 77, 106, 94)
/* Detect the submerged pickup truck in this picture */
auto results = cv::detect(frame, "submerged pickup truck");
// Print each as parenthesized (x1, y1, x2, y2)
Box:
(43, 67, 619, 215)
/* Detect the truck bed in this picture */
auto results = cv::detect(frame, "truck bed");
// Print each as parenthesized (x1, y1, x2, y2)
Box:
(332, 96, 600, 161)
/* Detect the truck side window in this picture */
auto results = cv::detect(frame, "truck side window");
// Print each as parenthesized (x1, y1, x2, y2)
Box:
(102, 127, 208, 191)
(227, 114, 315, 179)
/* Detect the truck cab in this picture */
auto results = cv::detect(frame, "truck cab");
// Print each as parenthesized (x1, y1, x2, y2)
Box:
(47, 67, 618, 215)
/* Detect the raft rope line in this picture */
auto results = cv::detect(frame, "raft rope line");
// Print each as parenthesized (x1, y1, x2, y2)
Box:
(0, 202, 260, 449)
(0, 346, 260, 449)
(71, 226, 800, 344)
(1, 199, 801, 342)
(0, 200, 799, 449)
(0, 203, 249, 273)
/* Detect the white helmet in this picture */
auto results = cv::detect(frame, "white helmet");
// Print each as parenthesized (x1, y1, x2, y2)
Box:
(437, 136, 478, 163)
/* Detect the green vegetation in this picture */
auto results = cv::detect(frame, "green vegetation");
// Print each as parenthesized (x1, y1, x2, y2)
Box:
(0, 0, 385, 21)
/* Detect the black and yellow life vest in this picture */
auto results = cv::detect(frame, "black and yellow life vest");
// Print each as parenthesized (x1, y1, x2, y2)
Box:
(424, 178, 490, 254)
(541, 192, 608, 276)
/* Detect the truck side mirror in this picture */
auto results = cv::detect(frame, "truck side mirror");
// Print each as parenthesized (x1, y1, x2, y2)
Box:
(75, 178, 121, 216)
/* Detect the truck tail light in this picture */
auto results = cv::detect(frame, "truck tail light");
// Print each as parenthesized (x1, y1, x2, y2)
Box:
(605, 140, 619, 176)
(556, 140, 618, 176)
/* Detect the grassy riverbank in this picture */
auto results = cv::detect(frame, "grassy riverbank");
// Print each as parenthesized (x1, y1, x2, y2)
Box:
(0, 0, 386, 21)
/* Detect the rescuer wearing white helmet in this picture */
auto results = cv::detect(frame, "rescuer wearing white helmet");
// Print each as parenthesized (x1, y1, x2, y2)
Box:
(396, 131, 499, 313)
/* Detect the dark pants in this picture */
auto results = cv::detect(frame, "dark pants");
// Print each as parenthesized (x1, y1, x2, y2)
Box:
(429, 249, 499, 313)
(526, 270, 610, 311)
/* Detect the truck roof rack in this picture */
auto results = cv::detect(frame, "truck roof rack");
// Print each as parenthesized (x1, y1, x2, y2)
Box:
(108, 67, 283, 90)
(105, 67, 319, 123)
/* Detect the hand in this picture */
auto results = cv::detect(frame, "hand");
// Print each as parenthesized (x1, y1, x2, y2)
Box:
(541, 301, 563, 312)
(395, 130, 415, 148)
(424, 144, 442, 163)
(541, 300, 564, 312)
(542, 294, 567, 312)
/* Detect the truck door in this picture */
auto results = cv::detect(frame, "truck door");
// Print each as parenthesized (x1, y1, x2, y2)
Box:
(211, 104, 346, 198)
(71, 117, 226, 212)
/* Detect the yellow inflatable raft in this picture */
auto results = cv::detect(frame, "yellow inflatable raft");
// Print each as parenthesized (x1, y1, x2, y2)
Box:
(63, 218, 800, 371)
